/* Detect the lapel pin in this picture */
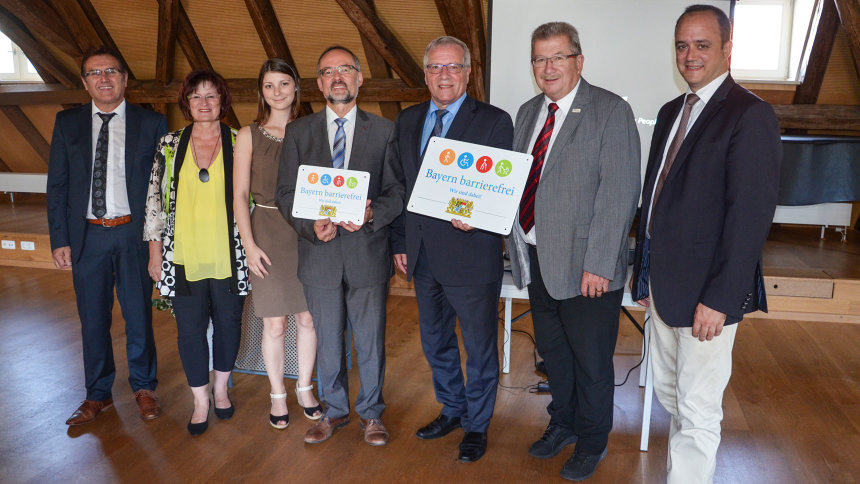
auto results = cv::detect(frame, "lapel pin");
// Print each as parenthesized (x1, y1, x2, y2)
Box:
(571, 108, 581, 113)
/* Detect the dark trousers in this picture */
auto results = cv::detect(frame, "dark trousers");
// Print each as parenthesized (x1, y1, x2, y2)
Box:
(413, 246, 502, 433)
(528, 245, 621, 454)
(304, 281, 388, 420)
(71, 223, 157, 401)
(171, 277, 244, 387)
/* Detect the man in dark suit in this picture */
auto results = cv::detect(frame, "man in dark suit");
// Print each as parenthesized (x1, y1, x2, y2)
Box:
(47, 46, 167, 425)
(506, 22, 640, 481)
(389, 36, 513, 462)
(630, 6, 781, 483)
(276, 46, 402, 446)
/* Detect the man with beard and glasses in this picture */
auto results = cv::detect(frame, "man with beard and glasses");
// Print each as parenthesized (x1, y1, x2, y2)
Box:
(276, 45, 403, 446)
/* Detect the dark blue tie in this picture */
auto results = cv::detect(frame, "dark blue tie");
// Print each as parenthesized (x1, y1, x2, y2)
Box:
(422, 109, 448, 155)
(91, 112, 116, 218)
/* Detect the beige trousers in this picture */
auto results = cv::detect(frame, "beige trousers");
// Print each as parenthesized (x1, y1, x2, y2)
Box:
(649, 294, 738, 484)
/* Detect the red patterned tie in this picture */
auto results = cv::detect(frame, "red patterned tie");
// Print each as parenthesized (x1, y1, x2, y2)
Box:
(519, 102, 559, 233)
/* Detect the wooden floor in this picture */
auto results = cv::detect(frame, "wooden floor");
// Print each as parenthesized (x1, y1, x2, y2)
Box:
(1, 265, 859, 483)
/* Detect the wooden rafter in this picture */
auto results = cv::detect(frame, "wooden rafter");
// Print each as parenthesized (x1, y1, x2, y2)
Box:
(794, 0, 840, 104)
(434, 0, 487, 100)
(0, 79, 429, 106)
(772, 103, 860, 130)
(243, 0, 313, 116)
(334, 0, 424, 88)
(46, 0, 103, 54)
(154, 0, 178, 116)
(168, 0, 241, 127)
(359, 0, 400, 120)
(0, 7, 79, 87)
(0, 106, 50, 166)
(834, 0, 860, 80)
(0, 0, 81, 59)
(0, 156, 10, 172)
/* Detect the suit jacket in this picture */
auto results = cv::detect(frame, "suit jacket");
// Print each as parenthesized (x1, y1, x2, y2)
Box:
(507, 79, 641, 299)
(275, 108, 402, 289)
(47, 102, 168, 262)
(389, 95, 514, 285)
(631, 75, 781, 327)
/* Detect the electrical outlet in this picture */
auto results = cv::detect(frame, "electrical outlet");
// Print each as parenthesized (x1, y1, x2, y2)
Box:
(1, 240, 15, 250)
(20, 241, 35, 251)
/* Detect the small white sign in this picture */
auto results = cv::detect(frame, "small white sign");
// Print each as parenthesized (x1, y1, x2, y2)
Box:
(407, 137, 532, 235)
(291, 165, 370, 224)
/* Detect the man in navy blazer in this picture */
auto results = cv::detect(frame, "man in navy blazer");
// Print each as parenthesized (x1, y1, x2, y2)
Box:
(47, 47, 167, 425)
(390, 36, 513, 463)
(630, 6, 780, 482)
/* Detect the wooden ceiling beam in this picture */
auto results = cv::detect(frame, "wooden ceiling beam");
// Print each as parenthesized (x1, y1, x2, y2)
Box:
(794, 0, 840, 104)
(334, 0, 424, 88)
(359, 0, 400, 120)
(169, 0, 241, 127)
(0, 156, 10, 172)
(834, 0, 860, 80)
(0, 7, 79, 88)
(0, 106, 50, 166)
(0, 0, 81, 59)
(433, 0, 486, 101)
(46, 0, 103, 54)
(772, 103, 860, 131)
(243, 0, 313, 116)
(154, 0, 178, 116)
(0, 79, 430, 106)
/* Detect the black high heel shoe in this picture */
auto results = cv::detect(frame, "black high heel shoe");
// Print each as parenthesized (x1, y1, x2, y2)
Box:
(269, 392, 289, 429)
(188, 402, 210, 436)
(213, 388, 235, 420)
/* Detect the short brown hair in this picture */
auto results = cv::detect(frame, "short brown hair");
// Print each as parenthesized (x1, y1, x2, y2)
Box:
(177, 70, 232, 121)
(80, 46, 128, 77)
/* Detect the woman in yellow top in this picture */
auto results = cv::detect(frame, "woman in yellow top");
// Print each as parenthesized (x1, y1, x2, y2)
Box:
(144, 70, 248, 436)
(233, 58, 322, 429)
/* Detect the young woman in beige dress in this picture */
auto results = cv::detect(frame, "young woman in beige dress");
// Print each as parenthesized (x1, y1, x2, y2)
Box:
(233, 59, 322, 429)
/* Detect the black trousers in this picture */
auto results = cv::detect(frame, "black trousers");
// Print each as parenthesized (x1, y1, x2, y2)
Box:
(171, 277, 244, 387)
(528, 245, 621, 454)
(72, 222, 157, 401)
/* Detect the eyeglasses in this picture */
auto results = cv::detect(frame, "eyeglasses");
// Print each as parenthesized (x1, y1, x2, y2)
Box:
(318, 65, 359, 77)
(188, 94, 220, 103)
(198, 168, 210, 183)
(531, 54, 579, 68)
(83, 67, 123, 78)
(425, 63, 466, 75)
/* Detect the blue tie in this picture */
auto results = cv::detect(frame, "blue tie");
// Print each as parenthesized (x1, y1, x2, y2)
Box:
(332, 118, 346, 169)
(422, 109, 448, 155)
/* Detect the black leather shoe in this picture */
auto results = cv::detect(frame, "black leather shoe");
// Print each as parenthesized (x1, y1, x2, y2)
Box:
(187, 416, 209, 436)
(560, 447, 608, 481)
(416, 413, 461, 439)
(529, 423, 578, 459)
(213, 389, 235, 420)
(458, 431, 487, 462)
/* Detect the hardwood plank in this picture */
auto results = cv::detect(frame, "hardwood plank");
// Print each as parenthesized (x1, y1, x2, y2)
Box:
(772, 103, 860, 131)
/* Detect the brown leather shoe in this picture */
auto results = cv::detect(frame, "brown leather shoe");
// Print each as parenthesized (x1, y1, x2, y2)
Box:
(65, 398, 113, 426)
(360, 418, 390, 446)
(304, 415, 350, 444)
(134, 389, 162, 420)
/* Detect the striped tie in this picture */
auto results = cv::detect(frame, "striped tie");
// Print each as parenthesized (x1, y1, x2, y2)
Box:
(332, 117, 346, 169)
(518, 102, 559, 233)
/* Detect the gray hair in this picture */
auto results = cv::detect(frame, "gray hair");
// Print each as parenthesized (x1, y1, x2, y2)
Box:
(423, 36, 471, 67)
(531, 22, 582, 57)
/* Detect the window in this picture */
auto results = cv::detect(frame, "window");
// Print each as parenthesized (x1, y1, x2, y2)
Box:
(731, 0, 817, 82)
(0, 31, 42, 82)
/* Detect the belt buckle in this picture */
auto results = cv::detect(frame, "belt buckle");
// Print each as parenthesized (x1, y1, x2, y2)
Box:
(100, 218, 110, 227)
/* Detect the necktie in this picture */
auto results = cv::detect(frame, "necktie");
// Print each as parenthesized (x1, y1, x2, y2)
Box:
(422, 109, 448, 155)
(91, 112, 116, 219)
(332, 117, 346, 169)
(652, 93, 699, 206)
(518, 102, 559, 233)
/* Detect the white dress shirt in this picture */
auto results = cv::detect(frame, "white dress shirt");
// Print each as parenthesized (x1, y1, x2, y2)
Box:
(646, 71, 729, 236)
(87, 100, 130, 219)
(517, 80, 580, 245)
(325, 105, 358, 169)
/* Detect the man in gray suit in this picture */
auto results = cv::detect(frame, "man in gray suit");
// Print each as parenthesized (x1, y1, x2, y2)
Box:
(507, 22, 640, 481)
(276, 45, 403, 446)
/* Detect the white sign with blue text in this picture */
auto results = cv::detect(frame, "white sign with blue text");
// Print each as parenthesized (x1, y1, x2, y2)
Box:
(292, 165, 370, 224)
(407, 137, 532, 235)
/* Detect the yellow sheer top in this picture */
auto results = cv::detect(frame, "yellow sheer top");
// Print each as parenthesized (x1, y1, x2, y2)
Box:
(173, 146, 231, 281)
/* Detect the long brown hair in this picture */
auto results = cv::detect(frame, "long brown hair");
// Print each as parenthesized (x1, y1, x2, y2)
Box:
(255, 58, 301, 123)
